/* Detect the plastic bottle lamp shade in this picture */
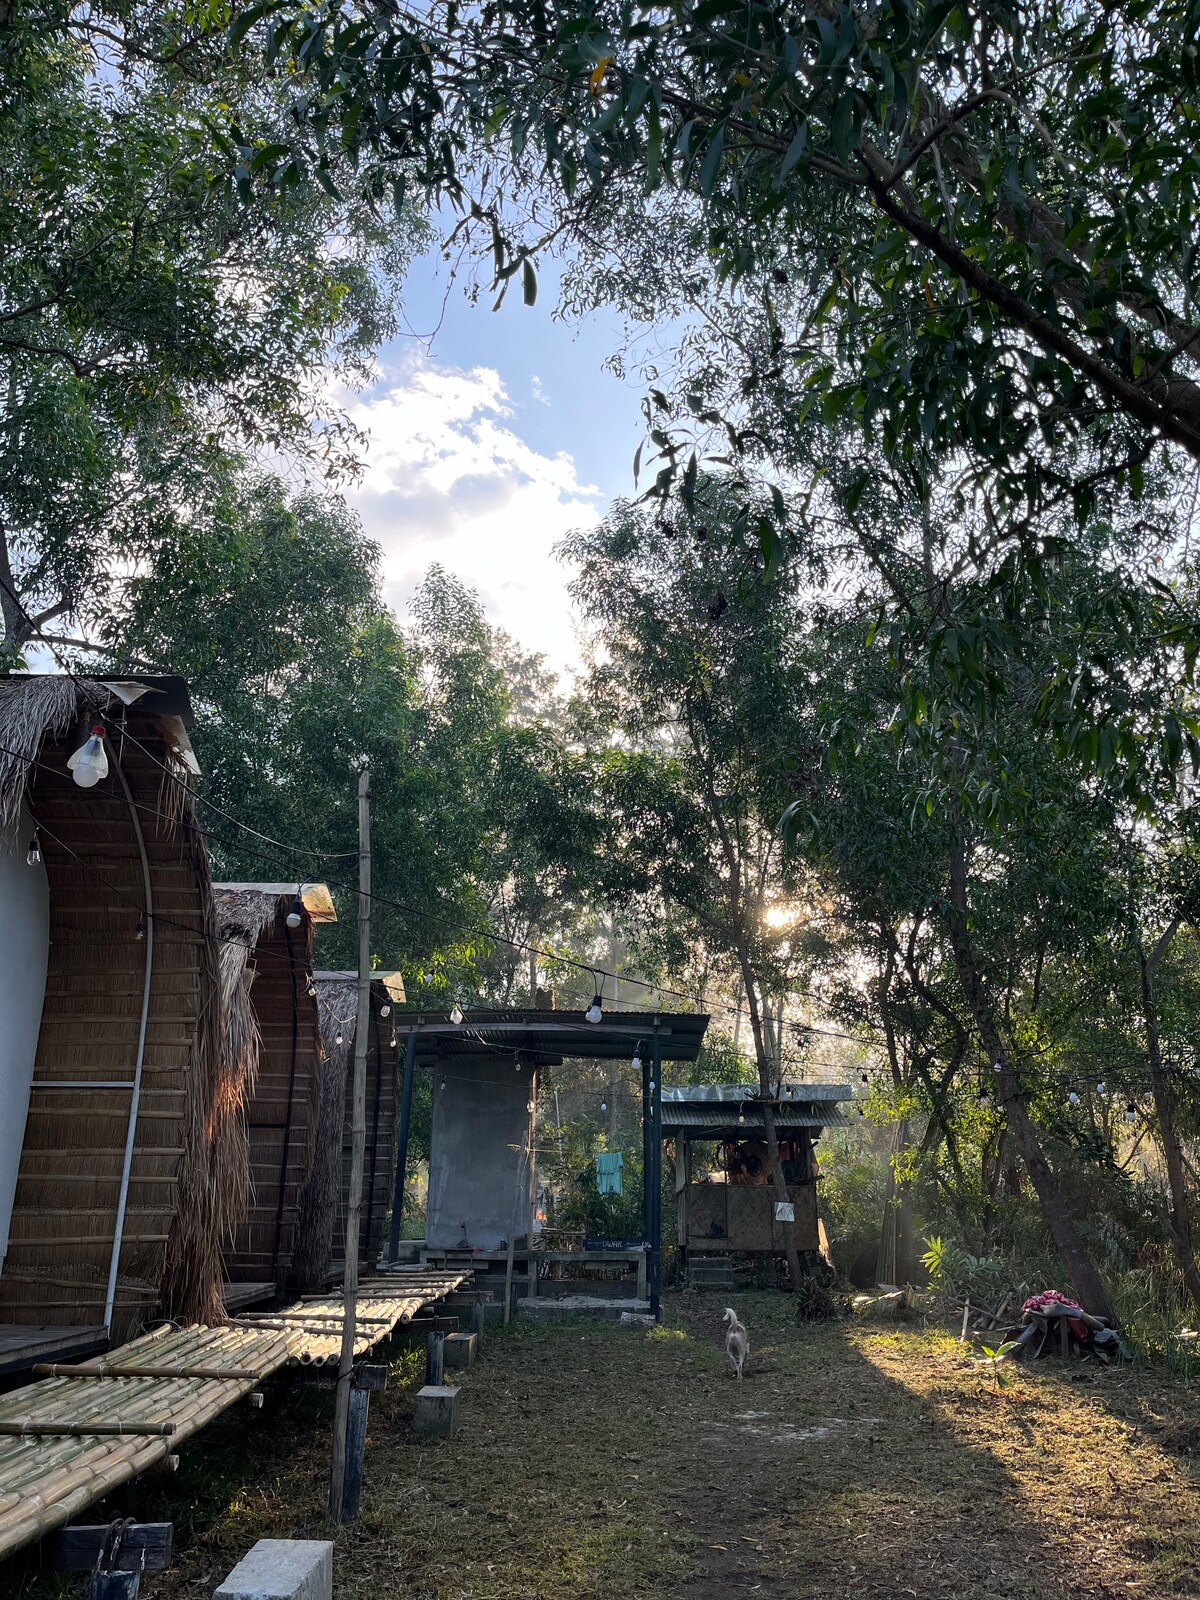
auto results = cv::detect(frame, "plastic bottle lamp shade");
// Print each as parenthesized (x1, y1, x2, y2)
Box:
(585, 993, 603, 1024)
(67, 724, 108, 788)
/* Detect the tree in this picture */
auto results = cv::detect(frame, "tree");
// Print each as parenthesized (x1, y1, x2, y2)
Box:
(245, 0, 1200, 482)
(564, 481, 822, 1287)
(0, 1, 417, 648)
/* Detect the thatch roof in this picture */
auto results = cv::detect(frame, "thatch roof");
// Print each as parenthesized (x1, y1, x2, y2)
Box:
(0, 675, 224, 1339)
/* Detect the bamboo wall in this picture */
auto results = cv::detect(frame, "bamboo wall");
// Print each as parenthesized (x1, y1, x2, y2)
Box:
(0, 722, 218, 1345)
(225, 912, 323, 1291)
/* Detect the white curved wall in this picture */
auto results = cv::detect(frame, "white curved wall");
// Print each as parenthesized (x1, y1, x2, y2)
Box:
(0, 806, 49, 1269)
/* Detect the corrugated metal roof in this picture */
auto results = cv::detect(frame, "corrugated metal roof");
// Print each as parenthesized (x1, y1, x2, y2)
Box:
(661, 1103, 848, 1133)
(662, 1081, 852, 1104)
(394, 1009, 710, 1065)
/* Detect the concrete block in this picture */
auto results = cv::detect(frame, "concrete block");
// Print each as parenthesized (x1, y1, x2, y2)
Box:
(444, 1331, 477, 1369)
(412, 1383, 459, 1438)
(215, 1539, 332, 1600)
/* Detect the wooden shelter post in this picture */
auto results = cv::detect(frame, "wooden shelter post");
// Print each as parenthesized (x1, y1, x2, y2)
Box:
(641, 1047, 652, 1250)
(330, 766, 370, 1522)
(649, 1030, 663, 1319)
(389, 1029, 418, 1261)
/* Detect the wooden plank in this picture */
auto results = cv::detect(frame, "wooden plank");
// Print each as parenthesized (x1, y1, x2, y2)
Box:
(0, 1326, 109, 1377)
(41, 1522, 173, 1573)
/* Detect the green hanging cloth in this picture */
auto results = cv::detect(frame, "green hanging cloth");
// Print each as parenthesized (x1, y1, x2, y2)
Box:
(596, 1151, 624, 1195)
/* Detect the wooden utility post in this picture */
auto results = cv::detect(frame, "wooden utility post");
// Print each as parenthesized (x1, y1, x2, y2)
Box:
(330, 766, 370, 1522)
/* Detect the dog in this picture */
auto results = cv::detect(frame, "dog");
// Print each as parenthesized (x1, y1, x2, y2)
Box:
(723, 1306, 749, 1379)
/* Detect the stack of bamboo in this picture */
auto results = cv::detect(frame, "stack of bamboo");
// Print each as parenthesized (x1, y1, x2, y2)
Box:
(0, 1267, 469, 1561)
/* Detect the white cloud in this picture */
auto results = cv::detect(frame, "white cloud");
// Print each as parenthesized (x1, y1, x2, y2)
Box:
(340, 354, 601, 675)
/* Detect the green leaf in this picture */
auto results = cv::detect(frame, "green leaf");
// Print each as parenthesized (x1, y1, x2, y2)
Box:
(522, 257, 537, 306)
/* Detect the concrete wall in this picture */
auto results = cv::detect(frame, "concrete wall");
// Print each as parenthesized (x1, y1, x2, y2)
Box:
(0, 807, 49, 1267)
(426, 1057, 534, 1250)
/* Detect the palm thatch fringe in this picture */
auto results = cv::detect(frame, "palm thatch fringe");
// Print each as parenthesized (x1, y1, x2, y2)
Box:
(0, 678, 90, 831)
(290, 979, 355, 1292)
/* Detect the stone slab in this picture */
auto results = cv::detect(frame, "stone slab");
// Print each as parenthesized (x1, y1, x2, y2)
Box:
(215, 1539, 332, 1600)
(443, 1331, 477, 1369)
(412, 1383, 459, 1438)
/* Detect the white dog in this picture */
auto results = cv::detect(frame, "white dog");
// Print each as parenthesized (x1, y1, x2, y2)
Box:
(723, 1306, 749, 1379)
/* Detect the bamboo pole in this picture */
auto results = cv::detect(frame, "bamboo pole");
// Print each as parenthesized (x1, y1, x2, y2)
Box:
(32, 1364, 263, 1380)
(0, 1421, 175, 1438)
(330, 765, 370, 1523)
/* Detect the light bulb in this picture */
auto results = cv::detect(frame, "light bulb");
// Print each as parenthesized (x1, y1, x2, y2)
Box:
(994, 1062, 1003, 1072)
(440, 1078, 447, 1090)
(25, 834, 40, 867)
(631, 1053, 642, 1071)
(285, 892, 303, 929)
(1068, 1091, 1079, 1105)
(738, 1112, 745, 1124)
(527, 1101, 535, 1113)
(600, 1101, 607, 1112)
(67, 724, 108, 789)
(390, 1033, 397, 1049)
(135, 915, 145, 941)
(450, 1002, 464, 1025)
(335, 1031, 344, 1046)
(585, 994, 603, 1024)
(380, 1003, 391, 1017)
(1096, 1082, 1106, 1095)
(306, 976, 317, 997)
(648, 1080, 655, 1093)
(1125, 1102, 1136, 1123)
(979, 1094, 990, 1109)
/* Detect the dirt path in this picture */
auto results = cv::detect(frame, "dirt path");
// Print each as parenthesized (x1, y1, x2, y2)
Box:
(10, 1293, 1200, 1598)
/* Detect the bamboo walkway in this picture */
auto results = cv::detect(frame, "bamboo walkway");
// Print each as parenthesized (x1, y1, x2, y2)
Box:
(0, 1268, 468, 1560)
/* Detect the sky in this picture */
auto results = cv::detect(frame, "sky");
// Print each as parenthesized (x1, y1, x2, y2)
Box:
(340, 242, 647, 682)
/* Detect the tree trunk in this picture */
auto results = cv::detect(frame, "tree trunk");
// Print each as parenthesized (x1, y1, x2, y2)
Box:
(946, 842, 1115, 1321)
(1138, 942, 1200, 1313)
(738, 952, 803, 1290)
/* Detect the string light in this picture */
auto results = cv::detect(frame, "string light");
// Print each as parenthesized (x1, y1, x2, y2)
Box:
(979, 1092, 990, 1108)
(67, 723, 108, 789)
(450, 1002, 464, 1025)
(285, 888, 303, 929)
(585, 992, 603, 1024)
(306, 975, 317, 997)
(380, 1003, 391, 1017)
(25, 833, 40, 866)
(1096, 1082, 1106, 1095)
(335, 1030, 344, 1046)
(1125, 1102, 1137, 1123)
(600, 1101, 607, 1112)
(135, 915, 145, 941)
(631, 1051, 642, 1071)
(1067, 1091, 1079, 1105)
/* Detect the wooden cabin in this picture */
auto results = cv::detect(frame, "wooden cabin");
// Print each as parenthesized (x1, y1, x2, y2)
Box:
(291, 971, 405, 1291)
(0, 674, 225, 1364)
(662, 1083, 851, 1265)
(214, 883, 336, 1302)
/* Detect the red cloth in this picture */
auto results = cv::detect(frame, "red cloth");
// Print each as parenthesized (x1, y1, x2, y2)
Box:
(1021, 1289, 1089, 1341)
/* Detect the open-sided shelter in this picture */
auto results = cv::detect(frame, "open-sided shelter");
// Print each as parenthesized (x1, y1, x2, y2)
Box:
(0, 674, 225, 1361)
(290, 969, 406, 1291)
(662, 1082, 851, 1264)
(214, 883, 336, 1301)
(389, 1008, 710, 1315)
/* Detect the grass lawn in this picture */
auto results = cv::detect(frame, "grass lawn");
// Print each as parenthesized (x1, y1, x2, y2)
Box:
(9, 1292, 1200, 1598)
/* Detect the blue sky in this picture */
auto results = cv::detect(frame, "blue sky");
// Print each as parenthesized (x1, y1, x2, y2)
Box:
(340, 240, 647, 679)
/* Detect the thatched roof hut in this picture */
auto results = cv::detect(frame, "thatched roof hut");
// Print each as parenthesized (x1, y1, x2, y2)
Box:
(214, 883, 336, 1297)
(0, 674, 225, 1348)
(291, 971, 405, 1292)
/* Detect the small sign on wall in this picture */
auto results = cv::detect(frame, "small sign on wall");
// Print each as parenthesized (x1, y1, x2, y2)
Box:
(774, 1201, 795, 1223)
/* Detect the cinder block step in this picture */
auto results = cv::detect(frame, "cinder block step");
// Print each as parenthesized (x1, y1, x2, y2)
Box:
(412, 1384, 459, 1438)
(215, 1539, 332, 1600)
(444, 1332, 477, 1369)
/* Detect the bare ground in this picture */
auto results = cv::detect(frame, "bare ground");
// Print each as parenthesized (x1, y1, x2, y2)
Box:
(9, 1292, 1200, 1598)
